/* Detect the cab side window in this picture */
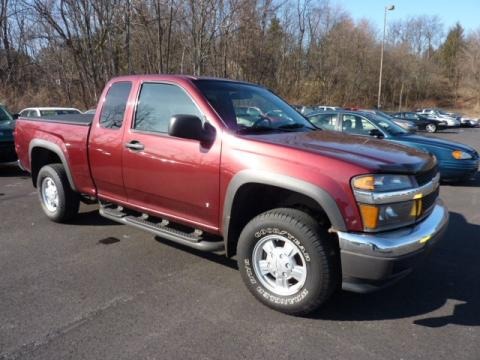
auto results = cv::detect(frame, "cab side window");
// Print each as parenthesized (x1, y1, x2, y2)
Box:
(134, 83, 202, 134)
(342, 115, 375, 135)
(99, 82, 132, 129)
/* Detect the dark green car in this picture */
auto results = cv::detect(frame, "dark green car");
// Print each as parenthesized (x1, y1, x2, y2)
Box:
(0, 105, 17, 163)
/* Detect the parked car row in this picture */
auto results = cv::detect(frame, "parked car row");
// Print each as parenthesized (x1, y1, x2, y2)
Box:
(415, 108, 462, 127)
(392, 112, 447, 133)
(306, 109, 479, 182)
(296, 104, 479, 131)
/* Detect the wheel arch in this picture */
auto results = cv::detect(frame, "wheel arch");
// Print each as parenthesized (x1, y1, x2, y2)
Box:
(29, 139, 77, 191)
(222, 170, 346, 257)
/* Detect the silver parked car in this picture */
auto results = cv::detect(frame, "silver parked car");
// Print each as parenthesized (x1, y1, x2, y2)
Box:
(416, 108, 460, 127)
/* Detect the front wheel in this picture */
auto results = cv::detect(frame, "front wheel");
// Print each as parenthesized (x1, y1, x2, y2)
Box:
(425, 123, 437, 133)
(237, 208, 339, 315)
(37, 164, 80, 222)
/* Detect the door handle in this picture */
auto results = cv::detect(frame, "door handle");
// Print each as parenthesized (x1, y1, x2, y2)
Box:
(125, 141, 145, 151)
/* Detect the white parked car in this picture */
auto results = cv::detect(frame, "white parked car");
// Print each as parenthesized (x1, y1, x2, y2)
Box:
(19, 107, 82, 118)
(315, 106, 342, 111)
(416, 108, 460, 127)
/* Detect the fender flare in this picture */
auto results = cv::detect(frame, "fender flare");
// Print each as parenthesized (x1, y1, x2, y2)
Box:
(29, 139, 77, 191)
(222, 169, 347, 251)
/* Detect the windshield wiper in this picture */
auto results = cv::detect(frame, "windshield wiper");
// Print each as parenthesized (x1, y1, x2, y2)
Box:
(236, 126, 281, 134)
(237, 123, 316, 134)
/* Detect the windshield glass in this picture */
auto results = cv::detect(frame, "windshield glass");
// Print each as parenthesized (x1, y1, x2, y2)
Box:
(194, 80, 315, 132)
(0, 106, 13, 122)
(373, 110, 394, 119)
(368, 113, 408, 136)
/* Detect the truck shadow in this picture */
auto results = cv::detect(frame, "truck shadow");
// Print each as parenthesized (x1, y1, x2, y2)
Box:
(68, 209, 120, 226)
(0, 163, 29, 178)
(312, 211, 480, 327)
(68, 206, 479, 326)
(153, 236, 238, 270)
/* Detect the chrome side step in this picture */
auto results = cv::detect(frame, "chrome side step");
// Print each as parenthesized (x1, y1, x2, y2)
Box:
(99, 203, 224, 252)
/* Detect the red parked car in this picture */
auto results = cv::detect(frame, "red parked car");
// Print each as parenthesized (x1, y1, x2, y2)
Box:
(14, 75, 448, 315)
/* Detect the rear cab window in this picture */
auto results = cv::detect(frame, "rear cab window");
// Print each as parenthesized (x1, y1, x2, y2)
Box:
(100, 82, 132, 129)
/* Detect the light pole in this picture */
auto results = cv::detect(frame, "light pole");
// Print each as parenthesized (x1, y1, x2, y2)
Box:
(377, 4, 395, 109)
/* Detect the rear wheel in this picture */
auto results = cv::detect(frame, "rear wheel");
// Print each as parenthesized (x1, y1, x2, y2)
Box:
(425, 123, 437, 133)
(237, 208, 339, 315)
(37, 164, 80, 222)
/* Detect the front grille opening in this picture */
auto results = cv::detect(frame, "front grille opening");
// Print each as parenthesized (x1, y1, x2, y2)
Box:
(415, 166, 438, 186)
(418, 187, 439, 220)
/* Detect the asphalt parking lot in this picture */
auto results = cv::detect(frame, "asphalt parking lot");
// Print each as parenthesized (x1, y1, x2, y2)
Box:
(0, 128, 479, 360)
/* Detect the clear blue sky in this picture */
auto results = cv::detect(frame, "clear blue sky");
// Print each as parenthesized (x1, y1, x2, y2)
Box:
(337, 0, 479, 34)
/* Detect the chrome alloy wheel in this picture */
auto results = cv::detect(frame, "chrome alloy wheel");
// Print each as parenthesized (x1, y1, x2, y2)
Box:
(426, 124, 436, 133)
(41, 177, 59, 212)
(252, 234, 307, 296)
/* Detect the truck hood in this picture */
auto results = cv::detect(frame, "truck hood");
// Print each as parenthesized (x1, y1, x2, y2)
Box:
(248, 130, 435, 174)
(395, 134, 477, 154)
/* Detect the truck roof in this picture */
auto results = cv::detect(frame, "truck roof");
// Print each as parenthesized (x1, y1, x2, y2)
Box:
(108, 74, 256, 86)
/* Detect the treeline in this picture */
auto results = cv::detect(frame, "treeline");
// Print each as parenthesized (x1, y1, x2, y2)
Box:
(0, 0, 479, 111)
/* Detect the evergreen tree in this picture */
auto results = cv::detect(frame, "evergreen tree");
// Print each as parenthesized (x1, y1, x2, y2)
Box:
(439, 23, 466, 104)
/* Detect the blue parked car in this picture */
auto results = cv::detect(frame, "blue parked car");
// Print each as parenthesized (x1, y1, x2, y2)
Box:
(307, 110, 479, 182)
(0, 105, 17, 163)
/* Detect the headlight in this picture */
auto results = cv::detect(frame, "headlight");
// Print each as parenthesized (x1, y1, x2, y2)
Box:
(352, 174, 413, 192)
(452, 150, 472, 160)
(351, 173, 437, 232)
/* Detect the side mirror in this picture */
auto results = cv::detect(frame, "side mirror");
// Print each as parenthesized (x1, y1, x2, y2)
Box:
(12, 113, 19, 120)
(369, 129, 384, 138)
(168, 114, 215, 144)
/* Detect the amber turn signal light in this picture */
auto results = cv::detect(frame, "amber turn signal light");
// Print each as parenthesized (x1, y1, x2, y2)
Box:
(358, 204, 379, 229)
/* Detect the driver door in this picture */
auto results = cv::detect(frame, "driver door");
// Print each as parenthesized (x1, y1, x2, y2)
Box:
(122, 82, 221, 230)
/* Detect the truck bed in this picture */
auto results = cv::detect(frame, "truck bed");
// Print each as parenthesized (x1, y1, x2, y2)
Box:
(20, 113, 94, 125)
(15, 116, 96, 195)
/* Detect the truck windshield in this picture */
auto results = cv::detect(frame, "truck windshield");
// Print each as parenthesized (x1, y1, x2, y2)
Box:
(194, 80, 315, 133)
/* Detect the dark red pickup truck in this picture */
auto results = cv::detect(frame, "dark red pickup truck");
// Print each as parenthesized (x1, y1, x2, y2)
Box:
(15, 75, 449, 315)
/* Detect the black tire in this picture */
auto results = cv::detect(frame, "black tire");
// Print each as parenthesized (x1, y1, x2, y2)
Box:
(37, 163, 80, 222)
(237, 208, 340, 315)
(425, 123, 437, 133)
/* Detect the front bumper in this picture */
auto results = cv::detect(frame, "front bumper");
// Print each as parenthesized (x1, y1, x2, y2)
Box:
(337, 199, 449, 293)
